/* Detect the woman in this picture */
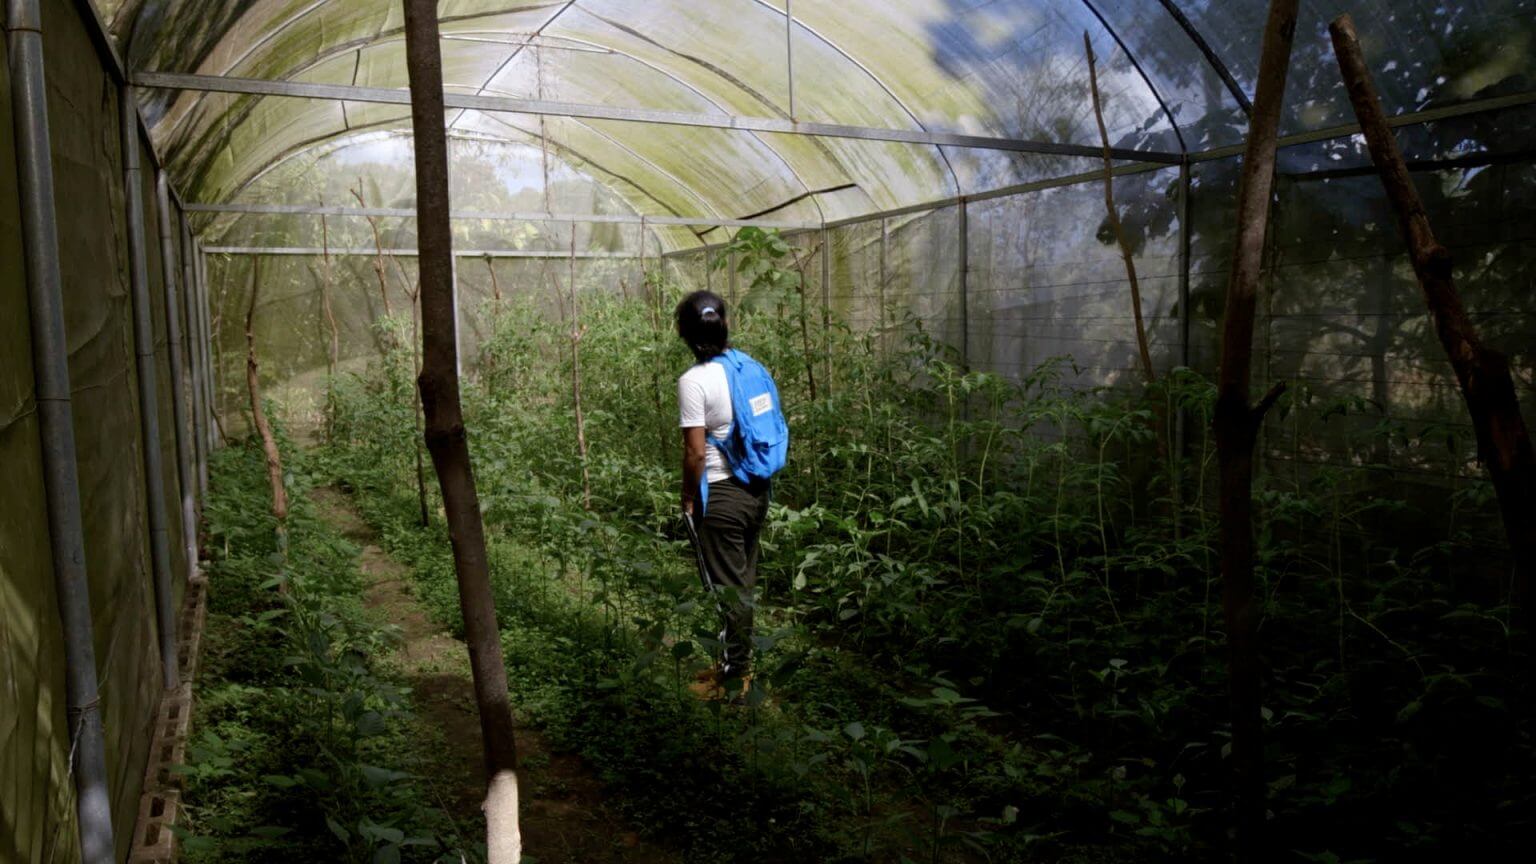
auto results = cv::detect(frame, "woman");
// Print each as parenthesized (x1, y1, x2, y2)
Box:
(676, 290, 771, 691)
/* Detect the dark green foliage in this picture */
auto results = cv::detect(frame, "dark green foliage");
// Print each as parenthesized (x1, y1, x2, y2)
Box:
(180, 428, 470, 864)
(314, 233, 1529, 862)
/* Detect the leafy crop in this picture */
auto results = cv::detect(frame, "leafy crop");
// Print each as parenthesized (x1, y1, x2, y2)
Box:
(179, 428, 471, 864)
(300, 229, 1531, 862)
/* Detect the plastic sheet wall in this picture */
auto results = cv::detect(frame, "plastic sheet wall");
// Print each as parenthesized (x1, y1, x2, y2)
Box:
(659, 158, 1534, 495)
(1, 2, 198, 862)
(204, 223, 651, 439)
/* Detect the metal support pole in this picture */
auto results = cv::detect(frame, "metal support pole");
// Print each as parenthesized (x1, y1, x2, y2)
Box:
(1178, 159, 1193, 372)
(134, 70, 1180, 162)
(121, 83, 179, 690)
(197, 248, 217, 450)
(878, 217, 888, 358)
(820, 226, 831, 398)
(785, 0, 796, 121)
(451, 253, 461, 378)
(156, 172, 198, 585)
(957, 198, 970, 371)
(4, 1, 117, 859)
(1174, 158, 1193, 533)
(179, 213, 207, 500)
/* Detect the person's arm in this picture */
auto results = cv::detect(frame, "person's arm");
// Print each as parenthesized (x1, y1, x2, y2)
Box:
(678, 373, 709, 515)
(681, 426, 707, 515)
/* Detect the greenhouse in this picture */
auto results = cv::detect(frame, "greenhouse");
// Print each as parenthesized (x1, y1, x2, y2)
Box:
(2, 0, 1533, 862)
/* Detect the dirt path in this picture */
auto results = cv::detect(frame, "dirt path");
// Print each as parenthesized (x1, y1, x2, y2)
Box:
(310, 487, 678, 864)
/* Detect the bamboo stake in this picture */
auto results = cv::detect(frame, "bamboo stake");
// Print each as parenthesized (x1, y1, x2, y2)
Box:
(402, 2, 521, 860)
(1331, 14, 1536, 615)
(1211, 0, 1298, 854)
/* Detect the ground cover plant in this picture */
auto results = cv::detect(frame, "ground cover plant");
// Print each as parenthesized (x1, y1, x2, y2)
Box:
(178, 430, 475, 864)
(212, 229, 1532, 863)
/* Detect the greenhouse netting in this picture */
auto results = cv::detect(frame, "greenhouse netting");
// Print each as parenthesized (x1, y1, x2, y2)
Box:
(3, 1, 1533, 863)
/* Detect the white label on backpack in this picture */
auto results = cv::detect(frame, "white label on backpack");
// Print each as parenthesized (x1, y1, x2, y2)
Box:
(750, 393, 773, 417)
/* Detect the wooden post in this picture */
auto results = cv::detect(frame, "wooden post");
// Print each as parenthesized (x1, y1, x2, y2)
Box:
(402, 1, 522, 860)
(1212, 0, 1298, 854)
(1331, 14, 1536, 614)
(1085, 31, 1155, 383)
(245, 257, 288, 527)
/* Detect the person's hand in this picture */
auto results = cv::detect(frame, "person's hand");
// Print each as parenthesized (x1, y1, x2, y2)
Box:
(681, 498, 695, 517)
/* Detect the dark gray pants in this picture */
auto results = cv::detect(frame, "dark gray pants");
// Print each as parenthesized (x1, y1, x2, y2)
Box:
(698, 478, 771, 676)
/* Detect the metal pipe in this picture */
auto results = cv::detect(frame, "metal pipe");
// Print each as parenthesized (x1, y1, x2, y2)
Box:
(183, 200, 821, 231)
(132, 70, 1182, 163)
(452, 253, 461, 379)
(1178, 160, 1192, 373)
(121, 83, 179, 690)
(190, 244, 208, 450)
(1174, 158, 1193, 537)
(1188, 89, 1536, 164)
(203, 245, 635, 258)
(5, 2, 116, 860)
(179, 213, 207, 500)
(957, 198, 970, 370)
(785, 0, 796, 120)
(1153, 0, 1252, 115)
(199, 248, 218, 451)
(1079, 0, 1186, 153)
(878, 217, 888, 354)
(156, 172, 198, 586)
(820, 226, 831, 398)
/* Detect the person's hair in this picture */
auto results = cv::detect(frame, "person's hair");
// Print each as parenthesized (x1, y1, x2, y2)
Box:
(675, 290, 729, 362)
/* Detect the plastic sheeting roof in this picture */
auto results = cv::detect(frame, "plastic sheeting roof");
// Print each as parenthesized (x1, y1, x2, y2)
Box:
(98, 0, 1536, 247)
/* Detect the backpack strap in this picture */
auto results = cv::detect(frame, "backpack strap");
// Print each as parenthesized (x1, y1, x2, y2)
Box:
(698, 351, 738, 516)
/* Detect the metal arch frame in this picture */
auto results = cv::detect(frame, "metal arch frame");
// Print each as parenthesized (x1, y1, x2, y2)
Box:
(1153, 0, 1253, 116)
(464, 31, 838, 227)
(150, 1, 565, 147)
(203, 246, 636, 258)
(180, 24, 845, 229)
(476, 110, 729, 224)
(157, 0, 967, 210)
(134, 0, 1230, 234)
(194, 86, 1536, 248)
(135, 71, 1181, 162)
(185, 200, 820, 230)
(749, 0, 963, 198)
(207, 116, 716, 241)
(446, 0, 575, 132)
(1078, 0, 1187, 154)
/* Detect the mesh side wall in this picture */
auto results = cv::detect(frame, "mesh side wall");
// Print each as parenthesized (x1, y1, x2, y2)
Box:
(0, 27, 81, 864)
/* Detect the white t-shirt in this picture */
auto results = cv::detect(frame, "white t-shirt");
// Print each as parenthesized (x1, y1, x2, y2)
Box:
(678, 361, 733, 484)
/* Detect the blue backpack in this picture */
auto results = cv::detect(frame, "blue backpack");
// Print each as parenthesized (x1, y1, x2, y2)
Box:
(700, 349, 789, 512)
